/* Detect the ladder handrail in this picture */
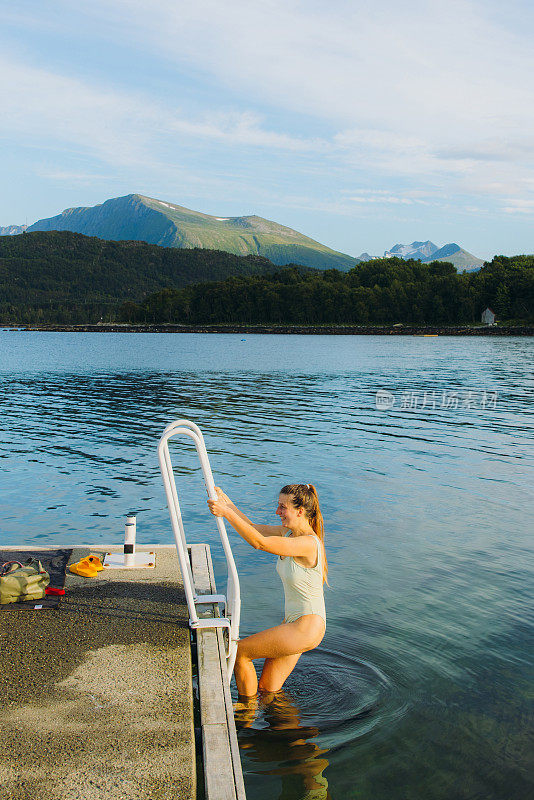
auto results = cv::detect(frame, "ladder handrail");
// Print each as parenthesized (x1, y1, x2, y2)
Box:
(160, 421, 237, 613)
(162, 420, 240, 625)
(158, 421, 241, 679)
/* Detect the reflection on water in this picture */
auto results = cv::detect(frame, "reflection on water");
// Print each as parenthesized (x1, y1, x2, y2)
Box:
(235, 690, 331, 800)
(0, 333, 533, 799)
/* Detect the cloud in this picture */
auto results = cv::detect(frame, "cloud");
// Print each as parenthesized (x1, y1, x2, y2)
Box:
(341, 189, 430, 206)
(72, 0, 533, 207)
(2, 1, 534, 224)
(0, 54, 147, 166)
(0, 53, 324, 167)
(502, 198, 534, 215)
(169, 110, 326, 152)
(76, 0, 534, 135)
(251, 190, 440, 221)
(36, 168, 112, 184)
(434, 139, 534, 164)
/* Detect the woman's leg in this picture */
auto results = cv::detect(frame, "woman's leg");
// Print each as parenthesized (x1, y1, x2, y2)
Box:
(258, 653, 302, 693)
(234, 649, 260, 697)
(234, 619, 322, 697)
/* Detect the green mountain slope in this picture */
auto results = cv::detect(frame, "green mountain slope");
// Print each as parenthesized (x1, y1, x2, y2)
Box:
(27, 193, 358, 271)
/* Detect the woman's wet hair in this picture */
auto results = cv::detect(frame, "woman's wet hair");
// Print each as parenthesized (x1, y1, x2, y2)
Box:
(280, 484, 329, 584)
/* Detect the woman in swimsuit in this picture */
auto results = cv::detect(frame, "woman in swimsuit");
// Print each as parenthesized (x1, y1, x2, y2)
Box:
(207, 483, 327, 697)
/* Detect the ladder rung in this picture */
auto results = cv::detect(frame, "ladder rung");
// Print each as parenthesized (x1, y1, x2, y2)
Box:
(190, 617, 231, 630)
(190, 617, 234, 658)
(194, 593, 226, 604)
(194, 593, 227, 617)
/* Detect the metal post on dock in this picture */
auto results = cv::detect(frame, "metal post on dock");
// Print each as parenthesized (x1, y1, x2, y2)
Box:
(124, 515, 136, 567)
(102, 514, 155, 570)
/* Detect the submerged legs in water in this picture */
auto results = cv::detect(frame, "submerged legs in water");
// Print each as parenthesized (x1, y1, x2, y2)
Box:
(234, 688, 331, 799)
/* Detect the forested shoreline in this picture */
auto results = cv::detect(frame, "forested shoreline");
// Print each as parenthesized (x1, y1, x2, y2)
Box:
(121, 257, 533, 326)
(0, 230, 281, 323)
(0, 231, 532, 325)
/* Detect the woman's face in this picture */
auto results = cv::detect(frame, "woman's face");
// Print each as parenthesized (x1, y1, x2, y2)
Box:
(276, 494, 302, 528)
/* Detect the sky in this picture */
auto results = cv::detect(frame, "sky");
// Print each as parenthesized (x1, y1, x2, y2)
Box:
(1, 0, 533, 259)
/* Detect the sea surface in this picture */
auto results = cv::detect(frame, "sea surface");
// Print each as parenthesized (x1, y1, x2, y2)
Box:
(0, 331, 532, 800)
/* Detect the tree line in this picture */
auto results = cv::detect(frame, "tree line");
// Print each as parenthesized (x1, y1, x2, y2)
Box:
(0, 230, 532, 324)
(120, 256, 534, 326)
(0, 230, 279, 323)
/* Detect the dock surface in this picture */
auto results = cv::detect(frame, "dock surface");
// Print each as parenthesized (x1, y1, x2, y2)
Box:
(0, 546, 194, 800)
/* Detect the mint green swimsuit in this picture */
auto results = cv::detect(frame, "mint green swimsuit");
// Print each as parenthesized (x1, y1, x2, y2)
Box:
(275, 532, 326, 626)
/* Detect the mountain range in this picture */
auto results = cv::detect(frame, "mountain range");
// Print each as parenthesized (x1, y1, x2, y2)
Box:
(358, 240, 484, 271)
(3, 194, 484, 272)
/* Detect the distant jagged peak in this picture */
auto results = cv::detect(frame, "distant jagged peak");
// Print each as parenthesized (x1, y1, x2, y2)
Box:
(431, 242, 461, 258)
(410, 240, 437, 249)
(386, 240, 439, 259)
(0, 224, 27, 236)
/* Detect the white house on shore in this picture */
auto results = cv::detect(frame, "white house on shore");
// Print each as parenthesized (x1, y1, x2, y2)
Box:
(481, 307, 496, 325)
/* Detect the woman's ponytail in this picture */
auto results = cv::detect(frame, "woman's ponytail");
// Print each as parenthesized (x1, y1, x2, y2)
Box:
(280, 483, 329, 584)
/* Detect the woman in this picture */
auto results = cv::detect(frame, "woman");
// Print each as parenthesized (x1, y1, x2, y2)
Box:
(207, 483, 327, 697)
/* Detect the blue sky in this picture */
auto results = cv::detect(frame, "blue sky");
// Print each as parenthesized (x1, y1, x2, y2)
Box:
(1, 0, 533, 259)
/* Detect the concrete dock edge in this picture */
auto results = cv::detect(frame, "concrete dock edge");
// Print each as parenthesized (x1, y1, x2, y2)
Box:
(189, 543, 246, 800)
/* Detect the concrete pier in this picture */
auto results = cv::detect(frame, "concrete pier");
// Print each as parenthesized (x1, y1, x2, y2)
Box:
(190, 543, 246, 800)
(0, 546, 195, 800)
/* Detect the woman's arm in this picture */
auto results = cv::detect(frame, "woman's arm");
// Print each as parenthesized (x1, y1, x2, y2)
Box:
(207, 496, 316, 559)
(212, 487, 285, 537)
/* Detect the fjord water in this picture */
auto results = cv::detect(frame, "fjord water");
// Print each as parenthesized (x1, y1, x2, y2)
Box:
(0, 331, 532, 800)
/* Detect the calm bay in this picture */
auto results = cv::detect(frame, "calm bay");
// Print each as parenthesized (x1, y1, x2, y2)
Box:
(0, 331, 532, 800)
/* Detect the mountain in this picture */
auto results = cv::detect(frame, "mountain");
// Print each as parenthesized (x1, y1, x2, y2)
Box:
(384, 240, 483, 271)
(385, 240, 439, 260)
(427, 243, 484, 272)
(0, 224, 27, 236)
(16, 193, 486, 271)
(27, 194, 359, 272)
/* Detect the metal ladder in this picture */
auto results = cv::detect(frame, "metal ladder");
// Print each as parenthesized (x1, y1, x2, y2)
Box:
(158, 420, 241, 680)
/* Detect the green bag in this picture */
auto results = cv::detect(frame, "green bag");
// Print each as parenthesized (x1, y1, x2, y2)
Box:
(0, 559, 50, 604)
